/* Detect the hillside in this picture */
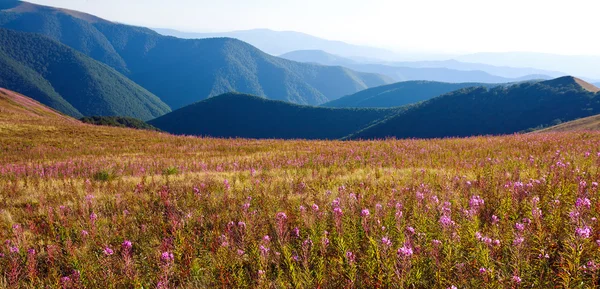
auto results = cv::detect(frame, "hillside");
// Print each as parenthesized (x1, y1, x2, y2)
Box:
(0, 87, 76, 122)
(323, 81, 498, 108)
(0, 2, 392, 108)
(279, 50, 550, 83)
(0, 28, 171, 119)
(350, 76, 600, 139)
(537, 114, 600, 132)
(80, 116, 160, 131)
(149, 93, 400, 139)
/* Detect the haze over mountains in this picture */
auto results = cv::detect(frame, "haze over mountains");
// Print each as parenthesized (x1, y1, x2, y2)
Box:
(280, 50, 562, 82)
(0, 0, 391, 110)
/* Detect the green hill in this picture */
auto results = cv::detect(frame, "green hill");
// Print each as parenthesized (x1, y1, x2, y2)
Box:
(0, 28, 171, 119)
(350, 76, 600, 139)
(148, 93, 400, 139)
(0, 1, 392, 108)
(80, 116, 160, 131)
(323, 81, 498, 108)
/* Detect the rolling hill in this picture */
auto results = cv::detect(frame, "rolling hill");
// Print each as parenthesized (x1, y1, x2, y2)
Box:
(148, 93, 400, 139)
(537, 114, 600, 132)
(323, 81, 498, 108)
(0, 27, 171, 120)
(279, 50, 550, 83)
(350, 76, 600, 139)
(0, 1, 392, 108)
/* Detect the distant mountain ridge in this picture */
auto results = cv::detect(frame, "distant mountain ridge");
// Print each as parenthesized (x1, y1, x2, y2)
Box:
(323, 81, 499, 108)
(280, 50, 552, 83)
(0, 27, 171, 119)
(153, 28, 405, 60)
(350, 77, 600, 139)
(0, 1, 391, 108)
(149, 93, 401, 139)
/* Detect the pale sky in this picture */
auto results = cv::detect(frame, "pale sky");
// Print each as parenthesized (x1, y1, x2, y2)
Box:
(28, 0, 600, 55)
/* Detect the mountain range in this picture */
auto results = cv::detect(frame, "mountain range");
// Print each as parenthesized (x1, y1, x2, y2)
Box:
(280, 50, 553, 83)
(148, 93, 400, 139)
(153, 28, 407, 61)
(0, 27, 170, 119)
(323, 81, 498, 108)
(0, 0, 391, 111)
(350, 77, 600, 139)
(148, 76, 600, 139)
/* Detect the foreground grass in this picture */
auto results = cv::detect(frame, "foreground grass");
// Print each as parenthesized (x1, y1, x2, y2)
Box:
(1, 105, 600, 287)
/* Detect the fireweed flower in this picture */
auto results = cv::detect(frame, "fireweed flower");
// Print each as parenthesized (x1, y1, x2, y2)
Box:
(345, 251, 356, 263)
(512, 275, 522, 284)
(360, 209, 370, 217)
(161, 251, 174, 264)
(381, 237, 392, 247)
(397, 244, 413, 258)
(293, 227, 300, 237)
(311, 204, 319, 212)
(479, 267, 487, 274)
(103, 247, 114, 256)
(515, 222, 525, 232)
(9, 246, 18, 253)
(576, 198, 591, 209)
(122, 240, 133, 252)
(576, 226, 592, 239)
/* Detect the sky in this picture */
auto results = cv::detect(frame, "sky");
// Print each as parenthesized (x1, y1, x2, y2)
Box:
(28, 0, 600, 55)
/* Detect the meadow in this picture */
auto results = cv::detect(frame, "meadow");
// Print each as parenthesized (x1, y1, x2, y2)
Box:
(2, 98, 600, 288)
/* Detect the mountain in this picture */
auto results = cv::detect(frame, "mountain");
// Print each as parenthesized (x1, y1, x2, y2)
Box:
(455, 52, 600, 80)
(323, 81, 498, 108)
(148, 93, 400, 139)
(386, 59, 565, 79)
(0, 27, 171, 120)
(280, 50, 358, 66)
(279, 50, 550, 83)
(350, 77, 600, 139)
(0, 2, 392, 108)
(153, 28, 405, 60)
(537, 114, 600, 132)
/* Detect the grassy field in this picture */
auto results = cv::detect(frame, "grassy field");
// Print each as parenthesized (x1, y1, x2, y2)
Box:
(2, 89, 600, 288)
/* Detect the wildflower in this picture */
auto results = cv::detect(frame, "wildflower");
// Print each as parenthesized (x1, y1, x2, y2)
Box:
(576, 226, 592, 239)
(381, 237, 392, 247)
(346, 251, 356, 263)
(469, 195, 485, 210)
(103, 247, 114, 256)
(432, 239, 442, 246)
(406, 226, 415, 235)
(223, 179, 230, 190)
(397, 244, 413, 258)
(258, 270, 265, 276)
(276, 212, 288, 221)
(81, 230, 89, 237)
(439, 215, 454, 228)
(512, 275, 522, 284)
(160, 251, 174, 264)
(513, 237, 524, 246)
(375, 203, 383, 211)
(293, 227, 300, 237)
(259, 245, 269, 256)
(28, 248, 35, 255)
(9, 246, 18, 253)
(491, 215, 499, 225)
(479, 267, 487, 274)
(242, 202, 250, 211)
(311, 204, 319, 212)
(447, 286, 457, 289)
(237, 249, 245, 256)
(90, 212, 98, 221)
(576, 198, 591, 209)
(263, 235, 271, 243)
(333, 207, 343, 216)
(122, 240, 132, 251)
(332, 198, 340, 207)
(360, 208, 370, 217)
(515, 222, 525, 232)
(299, 205, 306, 213)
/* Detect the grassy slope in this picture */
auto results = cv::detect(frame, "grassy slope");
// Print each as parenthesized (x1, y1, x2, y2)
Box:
(351, 76, 600, 139)
(0, 28, 171, 120)
(149, 92, 400, 139)
(2, 86, 600, 288)
(537, 114, 600, 132)
(323, 81, 498, 108)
